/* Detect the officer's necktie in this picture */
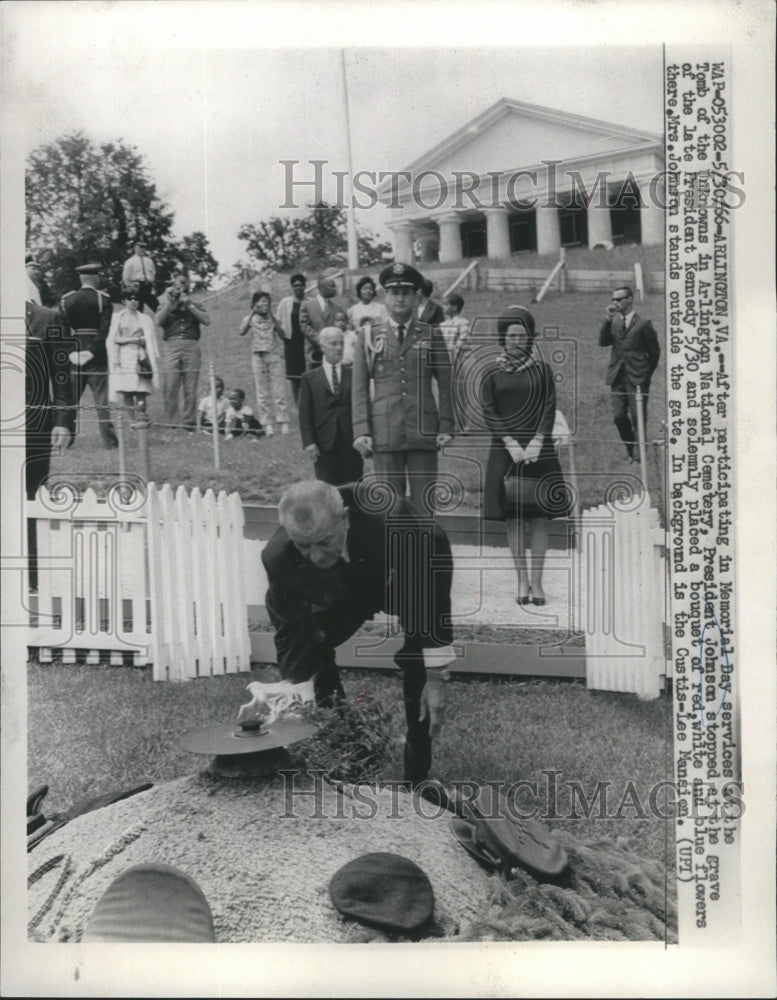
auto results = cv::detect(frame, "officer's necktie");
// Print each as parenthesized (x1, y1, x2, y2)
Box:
(331, 364, 340, 394)
(397, 324, 405, 346)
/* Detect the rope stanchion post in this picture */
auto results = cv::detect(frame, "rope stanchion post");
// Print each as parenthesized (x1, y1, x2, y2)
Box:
(116, 408, 126, 480)
(209, 361, 220, 471)
(135, 414, 151, 483)
(634, 385, 649, 495)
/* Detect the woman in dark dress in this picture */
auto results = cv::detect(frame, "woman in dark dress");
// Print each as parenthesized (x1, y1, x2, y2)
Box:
(481, 305, 571, 605)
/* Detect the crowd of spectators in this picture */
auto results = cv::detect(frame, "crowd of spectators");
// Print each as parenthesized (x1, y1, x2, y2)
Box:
(25, 240, 658, 606)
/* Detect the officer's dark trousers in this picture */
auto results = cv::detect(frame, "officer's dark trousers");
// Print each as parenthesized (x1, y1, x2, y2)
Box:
(268, 593, 431, 784)
(71, 369, 118, 449)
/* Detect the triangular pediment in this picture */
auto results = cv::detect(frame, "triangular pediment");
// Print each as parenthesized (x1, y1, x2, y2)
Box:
(401, 98, 661, 180)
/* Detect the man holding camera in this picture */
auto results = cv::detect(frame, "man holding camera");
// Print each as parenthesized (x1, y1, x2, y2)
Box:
(155, 272, 211, 431)
(599, 285, 660, 463)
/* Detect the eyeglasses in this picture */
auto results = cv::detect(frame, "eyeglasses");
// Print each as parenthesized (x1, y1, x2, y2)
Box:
(125, 295, 140, 300)
(612, 295, 631, 302)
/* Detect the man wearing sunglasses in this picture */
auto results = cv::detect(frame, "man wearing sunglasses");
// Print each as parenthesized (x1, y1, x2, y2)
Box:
(599, 286, 660, 464)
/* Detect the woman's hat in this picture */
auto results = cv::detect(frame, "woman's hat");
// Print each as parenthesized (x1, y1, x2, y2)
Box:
(497, 304, 536, 336)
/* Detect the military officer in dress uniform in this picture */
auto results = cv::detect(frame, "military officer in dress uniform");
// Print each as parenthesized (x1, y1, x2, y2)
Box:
(351, 263, 454, 515)
(60, 262, 118, 449)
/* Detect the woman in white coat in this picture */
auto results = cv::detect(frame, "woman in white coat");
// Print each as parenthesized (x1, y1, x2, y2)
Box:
(107, 284, 161, 421)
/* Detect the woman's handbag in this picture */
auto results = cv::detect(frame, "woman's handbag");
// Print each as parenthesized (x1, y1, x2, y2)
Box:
(136, 346, 153, 378)
(503, 462, 543, 514)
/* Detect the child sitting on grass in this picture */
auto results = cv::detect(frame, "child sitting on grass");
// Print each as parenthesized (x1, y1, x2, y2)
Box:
(197, 376, 230, 434)
(223, 388, 265, 440)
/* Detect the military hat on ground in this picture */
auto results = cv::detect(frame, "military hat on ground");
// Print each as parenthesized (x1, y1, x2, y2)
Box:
(329, 852, 434, 933)
(75, 262, 103, 275)
(26, 254, 40, 267)
(379, 262, 424, 291)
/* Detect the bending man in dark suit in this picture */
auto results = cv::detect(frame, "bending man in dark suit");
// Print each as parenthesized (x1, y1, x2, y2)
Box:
(599, 285, 660, 463)
(298, 327, 363, 486)
(262, 480, 456, 785)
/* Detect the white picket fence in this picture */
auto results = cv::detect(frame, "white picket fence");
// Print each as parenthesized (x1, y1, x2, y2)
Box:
(579, 501, 667, 699)
(27, 483, 251, 681)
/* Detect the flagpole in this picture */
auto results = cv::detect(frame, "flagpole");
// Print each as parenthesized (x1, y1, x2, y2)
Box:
(340, 49, 359, 272)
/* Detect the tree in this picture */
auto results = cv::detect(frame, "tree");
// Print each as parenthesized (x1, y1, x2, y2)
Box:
(236, 216, 309, 273)
(25, 132, 220, 298)
(237, 202, 391, 275)
(171, 231, 220, 291)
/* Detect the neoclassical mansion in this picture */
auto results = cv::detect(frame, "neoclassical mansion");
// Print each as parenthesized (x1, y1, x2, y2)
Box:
(381, 98, 664, 264)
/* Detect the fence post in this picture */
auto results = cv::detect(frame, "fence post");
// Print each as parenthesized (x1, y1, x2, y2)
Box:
(634, 385, 650, 493)
(135, 416, 151, 483)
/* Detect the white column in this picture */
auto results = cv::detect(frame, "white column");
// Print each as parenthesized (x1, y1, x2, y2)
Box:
(639, 177, 664, 245)
(587, 199, 613, 248)
(435, 212, 463, 263)
(387, 221, 415, 263)
(535, 203, 561, 256)
(484, 207, 511, 260)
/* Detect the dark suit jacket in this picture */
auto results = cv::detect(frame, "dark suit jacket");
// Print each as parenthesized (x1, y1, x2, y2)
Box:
(417, 298, 445, 327)
(298, 364, 354, 452)
(26, 302, 74, 436)
(26, 302, 75, 496)
(261, 485, 454, 662)
(599, 313, 660, 387)
(59, 285, 113, 370)
(299, 295, 351, 366)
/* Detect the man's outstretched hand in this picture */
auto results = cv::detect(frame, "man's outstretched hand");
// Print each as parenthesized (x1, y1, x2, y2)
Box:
(419, 677, 447, 739)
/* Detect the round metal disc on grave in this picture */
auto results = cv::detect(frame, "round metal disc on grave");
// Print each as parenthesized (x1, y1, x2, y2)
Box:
(181, 719, 318, 779)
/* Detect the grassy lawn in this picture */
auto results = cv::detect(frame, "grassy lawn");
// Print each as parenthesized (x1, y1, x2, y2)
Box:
(27, 262, 674, 941)
(50, 282, 667, 513)
(28, 661, 673, 869)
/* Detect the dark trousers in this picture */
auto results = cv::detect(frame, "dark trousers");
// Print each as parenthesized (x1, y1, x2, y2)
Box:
(372, 449, 439, 515)
(267, 593, 432, 783)
(288, 378, 301, 405)
(70, 369, 118, 448)
(25, 428, 54, 591)
(136, 281, 158, 314)
(314, 427, 364, 486)
(611, 375, 649, 459)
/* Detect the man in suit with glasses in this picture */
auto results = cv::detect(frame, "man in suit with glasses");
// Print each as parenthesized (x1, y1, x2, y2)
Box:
(599, 285, 660, 464)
